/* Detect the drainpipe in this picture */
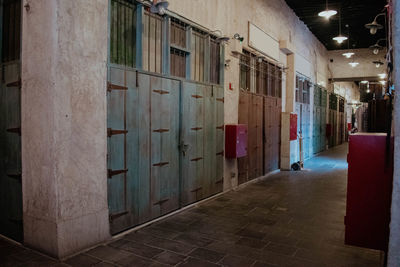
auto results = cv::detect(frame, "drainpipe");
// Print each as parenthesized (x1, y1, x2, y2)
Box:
(388, 0, 400, 265)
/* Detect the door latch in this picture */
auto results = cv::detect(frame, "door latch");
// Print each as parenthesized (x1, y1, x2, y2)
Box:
(179, 141, 189, 156)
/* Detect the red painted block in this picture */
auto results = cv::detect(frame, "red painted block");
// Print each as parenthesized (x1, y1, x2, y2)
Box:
(348, 123, 352, 131)
(290, 113, 297, 141)
(225, 124, 247, 158)
(345, 133, 394, 251)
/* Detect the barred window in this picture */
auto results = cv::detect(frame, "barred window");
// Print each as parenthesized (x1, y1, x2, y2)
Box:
(2, 0, 21, 62)
(170, 47, 186, 78)
(143, 11, 163, 73)
(209, 39, 220, 84)
(110, 0, 136, 67)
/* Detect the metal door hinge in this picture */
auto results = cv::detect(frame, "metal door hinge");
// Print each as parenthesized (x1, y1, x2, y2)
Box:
(191, 94, 203, 99)
(153, 128, 169, 133)
(107, 169, 128, 179)
(7, 173, 22, 182)
(216, 97, 224, 103)
(107, 128, 128, 137)
(190, 157, 203, 162)
(153, 162, 169, 167)
(191, 187, 202, 193)
(216, 125, 224, 130)
(216, 151, 224, 156)
(6, 79, 21, 88)
(153, 89, 169, 95)
(154, 199, 169, 206)
(6, 127, 21, 136)
(107, 82, 128, 92)
(109, 211, 128, 222)
(191, 127, 203, 131)
(215, 179, 223, 184)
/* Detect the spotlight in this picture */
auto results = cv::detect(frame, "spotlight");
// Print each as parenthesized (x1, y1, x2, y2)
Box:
(150, 0, 169, 15)
(233, 33, 244, 43)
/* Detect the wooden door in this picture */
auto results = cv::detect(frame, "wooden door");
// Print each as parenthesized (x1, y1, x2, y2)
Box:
(0, 62, 22, 242)
(238, 91, 250, 184)
(107, 69, 180, 234)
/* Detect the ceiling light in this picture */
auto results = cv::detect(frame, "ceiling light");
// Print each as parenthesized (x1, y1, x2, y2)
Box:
(365, 13, 385, 35)
(333, 10, 347, 44)
(318, 0, 337, 19)
(342, 52, 355, 58)
(373, 60, 384, 68)
(360, 81, 368, 84)
(380, 81, 386, 85)
(366, 89, 371, 93)
(349, 62, 359, 67)
(150, 0, 169, 15)
(378, 73, 387, 79)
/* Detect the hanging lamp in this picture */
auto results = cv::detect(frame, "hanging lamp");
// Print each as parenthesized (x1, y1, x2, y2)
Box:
(333, 10, 347, 44)
(342, 25, 354, 58)
(318, 0, 337, 20)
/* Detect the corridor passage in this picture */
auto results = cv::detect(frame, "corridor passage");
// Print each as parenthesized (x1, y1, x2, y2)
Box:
(0, 144, 383, 266)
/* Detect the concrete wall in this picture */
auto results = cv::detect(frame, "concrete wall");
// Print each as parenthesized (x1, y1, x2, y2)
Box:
(168, 0, 330, 176)
(21, 0, 110, 258)
(328, 48, 387, 79)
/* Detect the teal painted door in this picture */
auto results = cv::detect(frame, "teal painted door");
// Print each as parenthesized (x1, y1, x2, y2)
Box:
(0, 62, 22, 242)
(180, 81, 223, 206)
(107, 68, 180, 234)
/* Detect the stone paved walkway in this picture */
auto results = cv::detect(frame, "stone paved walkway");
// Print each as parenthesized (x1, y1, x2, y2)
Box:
(0, 144, 383, 266)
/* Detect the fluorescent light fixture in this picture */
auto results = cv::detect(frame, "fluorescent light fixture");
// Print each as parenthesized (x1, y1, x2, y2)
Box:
(349, 62, 359, 67)
(360, 81, 368, 84)
(342, 52, 355, 58)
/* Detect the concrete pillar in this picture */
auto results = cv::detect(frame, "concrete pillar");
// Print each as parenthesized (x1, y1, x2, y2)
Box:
(21, 0, 110, 258)
(389, 0, 400, 265)
(281, 54, 295, 170)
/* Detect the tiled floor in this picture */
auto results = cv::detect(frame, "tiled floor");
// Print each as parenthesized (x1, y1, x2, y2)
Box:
(0, 144, 383, 266)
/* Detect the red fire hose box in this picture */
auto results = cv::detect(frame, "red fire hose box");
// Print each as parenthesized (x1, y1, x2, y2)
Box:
(225, 124, 247, 158)
(290, 113, 297, 141)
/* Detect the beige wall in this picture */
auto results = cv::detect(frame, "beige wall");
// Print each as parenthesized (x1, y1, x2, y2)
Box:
(21, 0, 110, 258)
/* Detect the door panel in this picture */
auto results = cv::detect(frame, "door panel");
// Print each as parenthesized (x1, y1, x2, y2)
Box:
(214, 85, 224, 194)
(0, 62, 22, 242)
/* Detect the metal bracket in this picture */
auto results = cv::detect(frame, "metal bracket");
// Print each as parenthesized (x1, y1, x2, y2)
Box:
(107, 169, 128, 179)
(216, 125, 224, 130)
(109, 211, 128, 222)
(7, 173, 22, 182)
(190, 157, 203, 162)
(153, 128, 169, 133)
(216, 151, 224, 156)
(216, 97, 224, 103)
(191, 187, 202, 193)
(6, 127, 21, 136)
(191, 94, 203, 99)
(154, 199, 169, 206)
(107, 128, 128, 137)
(6, 79, 21, 88)
(107, 82, 128, 92)
(153, 162, 169, 167)
(191, 127, 203, 131)
(215, 179, 223, 184)
(153, 89, 169, 95)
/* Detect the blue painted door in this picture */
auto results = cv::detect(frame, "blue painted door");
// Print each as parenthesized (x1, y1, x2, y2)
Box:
(0, 62, 22, 242)
(107, 68, 180, 234)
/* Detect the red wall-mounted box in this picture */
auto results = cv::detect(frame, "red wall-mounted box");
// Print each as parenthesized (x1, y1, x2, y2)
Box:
(290, 113, 297, 141)
(345, 133, 394, 251)
(326, 124, 332, 137)
(347, 123, 352, 131)
(225, 124, 247, 158)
